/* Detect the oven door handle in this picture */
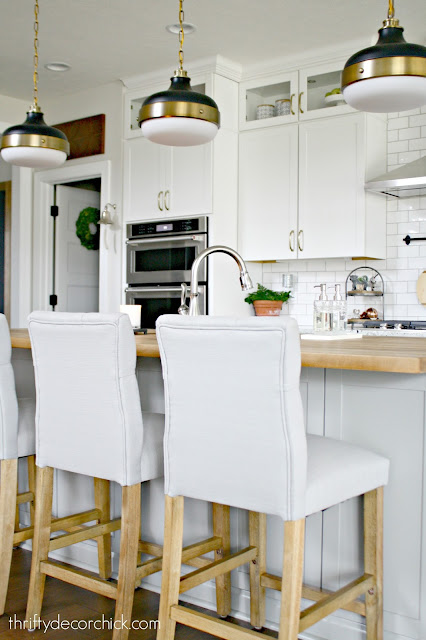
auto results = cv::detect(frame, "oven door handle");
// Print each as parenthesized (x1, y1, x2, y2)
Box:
(126, 235, 205, 245)
(125, 287, 187, 293)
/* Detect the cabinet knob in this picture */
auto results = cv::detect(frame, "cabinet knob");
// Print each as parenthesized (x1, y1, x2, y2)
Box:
(164, 190, 170, 211)
(298, 92, 304, 114)
(298, 229, 304, 251)
(157, 191, 164, 211)
(289, 230, 295, 252)
(290, 94, 295, 116)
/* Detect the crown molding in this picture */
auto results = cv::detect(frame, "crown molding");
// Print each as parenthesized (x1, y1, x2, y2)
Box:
(121, 55, 242, 90)
(240, 37, 374, 81)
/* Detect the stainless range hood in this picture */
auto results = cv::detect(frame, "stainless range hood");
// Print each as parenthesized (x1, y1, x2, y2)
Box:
(365, 156, 426, 198)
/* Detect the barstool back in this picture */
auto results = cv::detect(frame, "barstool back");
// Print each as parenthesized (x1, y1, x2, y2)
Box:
(0, 314, 19, 460)
(28, 312, 143, 486)
(156, 315, 307, 520)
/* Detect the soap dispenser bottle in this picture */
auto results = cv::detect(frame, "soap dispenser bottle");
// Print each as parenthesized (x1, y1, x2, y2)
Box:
(330, 284, 347, 331)
(313, 284, 330, 332)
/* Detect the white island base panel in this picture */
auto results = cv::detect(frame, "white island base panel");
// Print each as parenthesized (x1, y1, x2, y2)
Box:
(12, 350, 426, 640)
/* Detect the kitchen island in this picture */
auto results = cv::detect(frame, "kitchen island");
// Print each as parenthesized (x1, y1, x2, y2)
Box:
(10, 330, 426, 640)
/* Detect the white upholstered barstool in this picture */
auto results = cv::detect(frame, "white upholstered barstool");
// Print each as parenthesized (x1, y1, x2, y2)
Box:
(156, 315, 390, 640)
(0, 314, 36, 615)
(25, 312, 165, 639)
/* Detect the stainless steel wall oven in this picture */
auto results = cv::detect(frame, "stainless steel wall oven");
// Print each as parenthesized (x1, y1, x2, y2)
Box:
(125, 216, 208, 328)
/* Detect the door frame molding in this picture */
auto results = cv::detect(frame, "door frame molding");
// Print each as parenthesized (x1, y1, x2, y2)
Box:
(32, 160, 111, 312)
(0, 181, 11, 323)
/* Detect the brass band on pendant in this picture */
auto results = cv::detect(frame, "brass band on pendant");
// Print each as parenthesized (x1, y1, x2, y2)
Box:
(1, 132, 70, 154)
(139, 100, 220, 126)
(342, 55, 426, 88)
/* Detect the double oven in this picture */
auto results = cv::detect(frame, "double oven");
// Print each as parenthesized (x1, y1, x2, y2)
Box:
(125, 216, 208, 329)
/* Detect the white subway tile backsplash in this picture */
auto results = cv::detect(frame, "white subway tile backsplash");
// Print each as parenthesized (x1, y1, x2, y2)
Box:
(388, 117, 409, 130)
(410, 114, 426, 127)
(398, 151, 421, 165)
(388, 140, 408, 153)
(387, 211, 408, 223)
(409, 138, 426, 151)
(399, 127, 420, 140)
(387, 130, 398, 143)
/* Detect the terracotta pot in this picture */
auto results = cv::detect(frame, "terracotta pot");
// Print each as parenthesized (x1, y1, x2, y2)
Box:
(253, 300, 283, 316)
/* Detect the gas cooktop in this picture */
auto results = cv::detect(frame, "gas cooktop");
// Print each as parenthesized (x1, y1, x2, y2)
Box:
(352, 320, 426, 336)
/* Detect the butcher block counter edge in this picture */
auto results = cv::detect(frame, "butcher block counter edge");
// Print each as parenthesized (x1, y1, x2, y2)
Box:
(10, 329, 426, 374)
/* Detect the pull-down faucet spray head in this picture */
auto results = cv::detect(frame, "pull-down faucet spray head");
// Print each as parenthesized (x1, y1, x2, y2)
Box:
(186, 245, 253, 316)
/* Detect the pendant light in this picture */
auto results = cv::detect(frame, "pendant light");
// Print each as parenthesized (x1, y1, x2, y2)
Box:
(138, 0, 220, 146)
(342, 0, 426, 113)
(0, 0, 70, 168)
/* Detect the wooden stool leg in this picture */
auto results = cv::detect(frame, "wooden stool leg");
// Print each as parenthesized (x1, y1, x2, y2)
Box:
(27, 455, 36, 526)
(157, 495, 184, 640)
(25, 466, 54, 630)
(278, 519, 305, 640)
(364, 487, 384, 640)
(213, 503, 231, 618)
(0, 459, 18, 615)
(112, 483, 141, 640)
(249, 511, 266, 630)
(94, 477, 112, 580)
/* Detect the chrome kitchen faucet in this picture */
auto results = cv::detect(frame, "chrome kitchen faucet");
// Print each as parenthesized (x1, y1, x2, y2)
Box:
(180, 245, 253, 316)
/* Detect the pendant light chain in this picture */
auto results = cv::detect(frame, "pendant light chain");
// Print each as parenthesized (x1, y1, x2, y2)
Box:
(178, 0, 184, 72)
(388, 0, 395, 19)
(33, 0, 39, 110)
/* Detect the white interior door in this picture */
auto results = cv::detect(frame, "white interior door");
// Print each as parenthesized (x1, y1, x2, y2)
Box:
(55, 185, 100, 312)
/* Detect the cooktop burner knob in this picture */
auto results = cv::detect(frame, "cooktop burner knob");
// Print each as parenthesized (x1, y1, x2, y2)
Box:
(394, 323, 403, 330)
(379, 323, 387, 330)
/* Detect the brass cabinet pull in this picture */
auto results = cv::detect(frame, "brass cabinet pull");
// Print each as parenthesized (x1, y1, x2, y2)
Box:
(298, 229, 304, 251)
(157, 191, 164, 211)
(289, 230, 295, 252)
(164, 190, 170, 211)
(298, 92, 304, 114)
(290, 93, 295, 115)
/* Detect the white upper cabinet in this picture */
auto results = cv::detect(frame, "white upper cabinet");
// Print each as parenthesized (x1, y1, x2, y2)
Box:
(238, 112, 387, 261)
(238, 125, 298, 261)
(123, 137, 212, 221)
(239, 60, 354, 130)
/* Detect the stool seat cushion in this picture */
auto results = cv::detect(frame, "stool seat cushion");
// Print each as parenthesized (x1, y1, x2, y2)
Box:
(306, 434, 389, 516)
(140, 412, 164, 482)
(17, 397, 36, 459)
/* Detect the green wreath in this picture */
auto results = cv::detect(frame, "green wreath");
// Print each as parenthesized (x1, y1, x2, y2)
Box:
(75, 207, 100, 250)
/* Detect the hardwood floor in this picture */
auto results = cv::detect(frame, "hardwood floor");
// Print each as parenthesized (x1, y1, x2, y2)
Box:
(1, 549, 277, 639)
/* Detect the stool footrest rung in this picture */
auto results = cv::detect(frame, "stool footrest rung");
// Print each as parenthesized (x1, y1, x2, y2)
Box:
(16, 490, 34, 505)
(180, 546, 257, 594)
(13, 525, 34, 544)
(170, 605, 268, 640)
(299, 574, 375, 632)
(135, 536, 223, 584)
(50, 508, 102, 533)
(49, 518, 121, 551)
(40, 560, 117, 599)
(260, 572, 367, 616)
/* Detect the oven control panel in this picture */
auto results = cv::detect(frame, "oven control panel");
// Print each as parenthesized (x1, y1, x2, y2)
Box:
(128, 216, 208, 239)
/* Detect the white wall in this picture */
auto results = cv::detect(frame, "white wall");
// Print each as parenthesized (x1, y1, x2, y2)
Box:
(262, 105, 426, 327)
(35, 81, 124, 312)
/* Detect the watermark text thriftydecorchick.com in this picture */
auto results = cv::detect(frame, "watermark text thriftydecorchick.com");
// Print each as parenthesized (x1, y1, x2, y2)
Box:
(9, 614, 159, 633)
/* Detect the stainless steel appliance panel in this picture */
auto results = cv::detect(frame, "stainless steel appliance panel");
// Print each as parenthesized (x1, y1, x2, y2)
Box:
(126, 233, 207, 285)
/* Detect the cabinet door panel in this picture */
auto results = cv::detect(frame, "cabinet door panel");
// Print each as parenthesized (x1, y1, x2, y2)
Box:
(123, 138, 164, 221)
(170, 144, 212, 216)
(298, 115, 363, 259)
(238, 125, 298, 261)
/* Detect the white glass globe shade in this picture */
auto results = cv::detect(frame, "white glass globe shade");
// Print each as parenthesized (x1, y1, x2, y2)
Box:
(141, 118, 219, 146)
(0, 146, 67, 169)
(343, 75, 426, 113)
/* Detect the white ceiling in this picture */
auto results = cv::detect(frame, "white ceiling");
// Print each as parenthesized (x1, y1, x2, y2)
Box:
(1, 0, 426, 103)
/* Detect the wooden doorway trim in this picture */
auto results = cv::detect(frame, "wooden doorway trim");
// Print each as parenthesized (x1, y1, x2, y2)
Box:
(0, 181, 11, 323)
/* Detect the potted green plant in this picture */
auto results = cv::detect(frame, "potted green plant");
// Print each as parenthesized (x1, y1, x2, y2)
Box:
(244, 283, 291, 316)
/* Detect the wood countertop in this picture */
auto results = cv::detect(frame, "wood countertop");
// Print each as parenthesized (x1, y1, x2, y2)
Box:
(10, 329, 426, 374)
